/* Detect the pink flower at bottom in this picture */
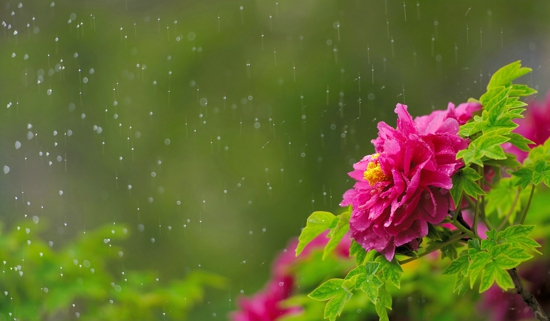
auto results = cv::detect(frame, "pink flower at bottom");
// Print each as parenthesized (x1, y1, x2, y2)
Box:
(231, 276, 299, 321)
(231, 232, 351, 321)
(341, 102, 480, 261)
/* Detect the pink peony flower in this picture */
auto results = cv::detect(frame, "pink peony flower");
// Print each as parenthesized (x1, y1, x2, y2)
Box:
(341, 102, 481, 261)
(231, 232, 351, 321)
(505, 94, 550, 162)
(231, 275, 299, 321)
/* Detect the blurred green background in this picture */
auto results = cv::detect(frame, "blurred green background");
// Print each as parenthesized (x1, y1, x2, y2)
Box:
(1, 0, 549, 319)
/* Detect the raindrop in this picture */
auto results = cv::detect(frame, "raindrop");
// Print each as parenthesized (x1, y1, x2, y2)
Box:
(3, 166, 9, 174)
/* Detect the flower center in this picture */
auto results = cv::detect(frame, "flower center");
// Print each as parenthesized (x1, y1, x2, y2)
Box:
(363, 154, 390, 185)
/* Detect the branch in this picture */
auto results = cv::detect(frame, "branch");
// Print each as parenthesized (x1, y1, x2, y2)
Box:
(508, 268, 549, 321)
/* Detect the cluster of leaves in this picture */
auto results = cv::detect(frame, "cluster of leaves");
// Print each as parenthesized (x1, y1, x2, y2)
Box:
(443, 225, 540, 294)
(0, 219, 225, 321)
(513, 138, 550, 188)
(294, 60, 549, 321)
(457, 61, 536, 167)
(296, 208, 402, 321)
(453, 61, 538, 206)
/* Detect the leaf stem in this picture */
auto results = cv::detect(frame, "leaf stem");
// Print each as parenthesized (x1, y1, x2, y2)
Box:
(508, 268, 549, 321)
(399, 233, 464, 265)
(519, 184, 535, 225)
(450, 220, 476, 239)
(497, 189, 520, 230)
(472, 165, 483, 238)
(472, 195, 480, 238)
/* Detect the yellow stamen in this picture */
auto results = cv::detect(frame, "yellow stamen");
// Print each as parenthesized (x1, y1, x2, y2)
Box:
(363, 154, 390, 186)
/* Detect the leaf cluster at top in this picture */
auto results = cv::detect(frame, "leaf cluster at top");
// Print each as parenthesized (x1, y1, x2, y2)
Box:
(457, 61, 536, 167)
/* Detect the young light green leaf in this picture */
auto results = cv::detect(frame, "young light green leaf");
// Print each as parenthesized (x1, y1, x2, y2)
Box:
(359, 273, 383, 304)
(374, 256, 403, 289)
(474, 134, 510, 160)
(374, 286, 392, 321)
(324, 291, 349, 321)
(479, 261, 515, 292)
(323, 211, 350, 259)
(297, 211, 337, 256)
(309, 279, 345, 301)
(458, 119, 484, 137)
(487, 60, 532, 89)
(468, 251, 491, 288)
(493, 266, 515, 290)
(483, 153, 521, 169)
(512, 168, 534, 189)
(442, 253, 469, 276)
(499, 225, 541, 254)
(506, 133, 534, 152)
(508, 84, 538, 97)
(457, 134, 510, 165)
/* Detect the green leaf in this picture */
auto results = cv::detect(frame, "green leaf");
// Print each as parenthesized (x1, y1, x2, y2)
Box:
(493, 254, 521, 269)
(507, 133, 534, 152)
(499, 225, 541, 254)
(483, 153, 521, 169)
(508, 84, 538, 97)
(479, 261, 515, 292)
(324, 291, 348, 321)
(349, 240, 367, 265)
(450, 166, 486, 205)
(374, 256, 403, 289)
(359, 273, 383, 304)
(474, 134, 510, 160)
(493, 266, 515, 290)
(297, 211, 337, 256)
(512, 168, 534, 189)
(468, 251, 491, 288)
(308, 279, 352, 321)
(309, 279, 345, 301)
(374, 286, 392, 321)
(487, 60, 532, 89)
(457, 134, 510, 165)
(323, 211, 350, 259)
(442, 253, 469, 276)
(459, 118, 484, 137)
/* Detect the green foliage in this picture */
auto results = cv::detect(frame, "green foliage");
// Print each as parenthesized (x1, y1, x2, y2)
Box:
(486, 61, 532, 88)
(296, 211, 337, 256)
(512, 138, 550, 188)
(0, 220, 225, 321)
(450, 166, 486, 205)
(443, 225, 539, 293)
(308, 254, 401, 321)
(294, 60, 547, 321)
(296, 208, 352, 260)
(308, 278, 351, 321)
(349, 240, 368, 266)
(457, 61, 537, 167)
(485, 178, 527, 223)
(324, 210, 351, 259)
